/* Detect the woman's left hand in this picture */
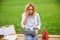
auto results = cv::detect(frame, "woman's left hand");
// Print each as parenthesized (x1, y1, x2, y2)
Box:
(35, 29, 38, 34)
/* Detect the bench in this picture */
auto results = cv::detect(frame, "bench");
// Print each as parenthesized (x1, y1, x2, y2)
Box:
(17, 34, 60, 40)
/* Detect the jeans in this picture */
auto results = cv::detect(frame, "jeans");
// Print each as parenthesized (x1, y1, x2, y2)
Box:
(25, 28, 38, 40)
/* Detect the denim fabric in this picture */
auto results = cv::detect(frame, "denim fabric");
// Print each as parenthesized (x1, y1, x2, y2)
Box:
(25, 28, 38, 40)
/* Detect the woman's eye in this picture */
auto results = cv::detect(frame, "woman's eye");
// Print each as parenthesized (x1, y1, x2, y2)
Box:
(28, 9, 33, 10)
(32, 9, 34, 10)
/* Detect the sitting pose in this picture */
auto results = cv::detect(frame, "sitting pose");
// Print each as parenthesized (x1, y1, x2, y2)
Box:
(21, 3, 41, 40)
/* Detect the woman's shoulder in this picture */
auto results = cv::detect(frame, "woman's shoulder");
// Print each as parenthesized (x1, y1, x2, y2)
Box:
(22, 12, 25, 16)
(35, 12, 40, 16)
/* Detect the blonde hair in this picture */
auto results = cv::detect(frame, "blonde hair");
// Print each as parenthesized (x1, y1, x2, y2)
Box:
(25, 3, 35, 15)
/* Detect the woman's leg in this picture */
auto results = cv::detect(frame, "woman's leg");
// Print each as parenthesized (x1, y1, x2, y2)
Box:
(25, 34, 32, 40)
(32, 28, 38, 40)
(32, 35, 38, 40)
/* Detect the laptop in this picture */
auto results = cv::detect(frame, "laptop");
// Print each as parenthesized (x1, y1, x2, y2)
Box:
(20, 30, 36, 35)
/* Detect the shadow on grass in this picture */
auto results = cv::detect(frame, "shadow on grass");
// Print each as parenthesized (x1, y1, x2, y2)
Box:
(56, 0, 60, 6)
(0, 0, 2, 2)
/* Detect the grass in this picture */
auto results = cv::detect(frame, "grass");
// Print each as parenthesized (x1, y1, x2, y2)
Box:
(0, 0, 60, 35)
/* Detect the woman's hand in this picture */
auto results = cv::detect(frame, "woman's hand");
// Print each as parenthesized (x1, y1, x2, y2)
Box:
(25, 13, 29, 18)
(35, 29, 38, 34)
(23, 13, 29, 25)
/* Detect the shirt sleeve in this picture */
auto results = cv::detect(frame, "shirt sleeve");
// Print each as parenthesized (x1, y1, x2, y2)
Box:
(21, 13, 26, 28)
(37, 13, 41, 30)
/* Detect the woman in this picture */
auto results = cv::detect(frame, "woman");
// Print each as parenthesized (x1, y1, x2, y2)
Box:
(21, 3, 41, 40)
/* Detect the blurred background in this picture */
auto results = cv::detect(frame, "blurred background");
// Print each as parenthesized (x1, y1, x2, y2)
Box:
(0, 0, 60, 34)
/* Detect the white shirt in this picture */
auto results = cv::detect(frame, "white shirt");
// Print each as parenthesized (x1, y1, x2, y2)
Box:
(21, 12, 41, 30)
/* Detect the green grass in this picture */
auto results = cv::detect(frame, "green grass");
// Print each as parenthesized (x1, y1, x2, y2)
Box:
(0, 0, 60, 35)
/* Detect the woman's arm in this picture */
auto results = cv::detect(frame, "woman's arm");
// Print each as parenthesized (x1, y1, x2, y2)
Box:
(21, 13, 29, 28)
(35, 13, 41, 34)
(37, 14, 41, 30)
(21, 13, 26, 28)
(23, 13, 28, 25)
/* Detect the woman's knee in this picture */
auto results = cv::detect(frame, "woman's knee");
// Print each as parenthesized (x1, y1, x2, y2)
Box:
(25, 35, 32, 40)
(33, 35, 38, 40)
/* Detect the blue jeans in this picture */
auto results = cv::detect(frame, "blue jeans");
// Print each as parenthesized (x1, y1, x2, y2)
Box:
(25, 28, 38, 40)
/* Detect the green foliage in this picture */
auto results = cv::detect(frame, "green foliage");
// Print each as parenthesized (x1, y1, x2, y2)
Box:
(0, 0, 60, 34)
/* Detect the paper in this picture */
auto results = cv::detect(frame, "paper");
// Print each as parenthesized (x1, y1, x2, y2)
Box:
(0, 25, 15, 35)
(4, 35, 17, 40)
(0, 28, 3, 35)
(2, 26, 15, 35)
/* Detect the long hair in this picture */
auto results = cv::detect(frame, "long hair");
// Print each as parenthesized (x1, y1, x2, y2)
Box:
(24, 3, 35, 16)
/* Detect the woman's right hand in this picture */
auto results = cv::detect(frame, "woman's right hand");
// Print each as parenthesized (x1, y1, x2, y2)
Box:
(25, 13, 29, 19)
(23, 13, 29, 25)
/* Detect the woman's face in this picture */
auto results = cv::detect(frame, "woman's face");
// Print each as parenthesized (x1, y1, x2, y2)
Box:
(27, 6, 34, 15)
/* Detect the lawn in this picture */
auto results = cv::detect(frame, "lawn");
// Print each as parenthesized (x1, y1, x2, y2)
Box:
(0, 0, 60, 35)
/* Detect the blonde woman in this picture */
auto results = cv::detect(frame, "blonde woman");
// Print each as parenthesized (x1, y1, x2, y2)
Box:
(21, 3, 41, 40)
